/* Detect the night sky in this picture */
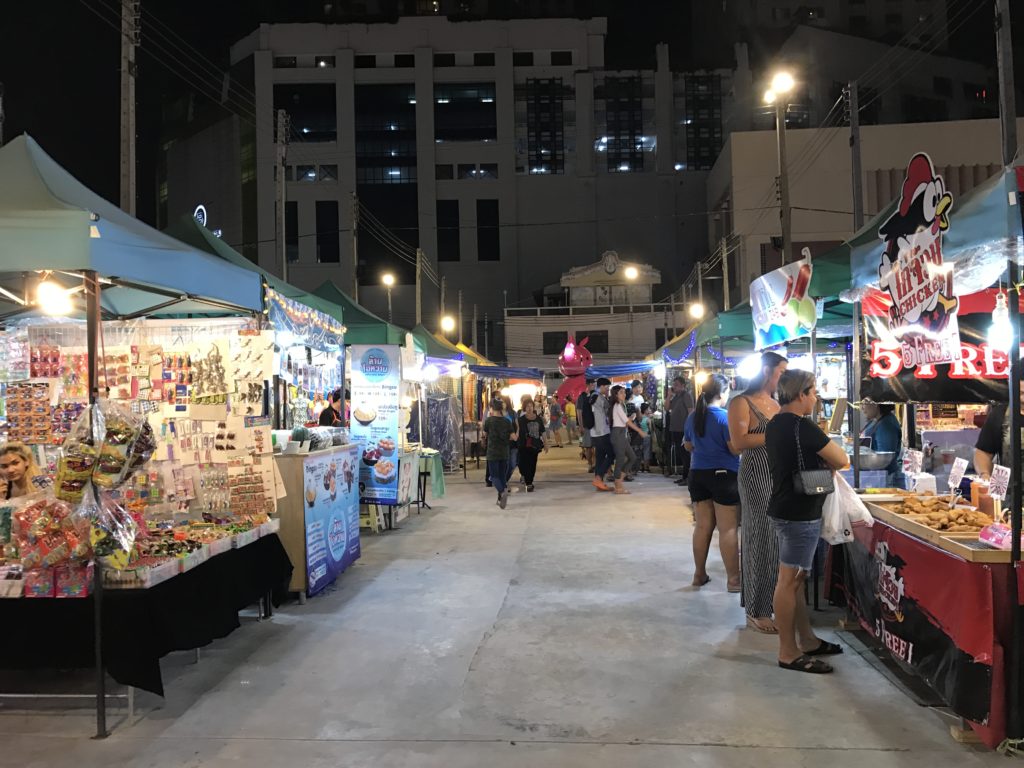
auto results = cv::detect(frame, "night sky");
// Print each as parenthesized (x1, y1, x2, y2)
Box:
(0, 0, 1006, 228)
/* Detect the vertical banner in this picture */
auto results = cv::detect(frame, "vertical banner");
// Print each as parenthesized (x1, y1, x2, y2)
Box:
(302, 444, 361, 596)
(874, 153, 961, 366)
(750, 259, 816, 350)
(349, 345, 401, 504)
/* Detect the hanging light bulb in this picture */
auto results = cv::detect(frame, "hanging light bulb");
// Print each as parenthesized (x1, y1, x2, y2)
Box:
(989, 291, 1013, 353)
(37, 281, 73, 316)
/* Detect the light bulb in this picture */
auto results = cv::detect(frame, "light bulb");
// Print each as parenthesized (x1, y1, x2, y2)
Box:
(37, 281, 72, 316)
(689, 303, 705, 319)
(989, 292, 1013, 354)
(694, 371, 709, 386)
(624, 266, 639, 280)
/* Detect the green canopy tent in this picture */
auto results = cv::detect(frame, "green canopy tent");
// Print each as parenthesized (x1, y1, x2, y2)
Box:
(312, 281, 411, 348)
(411, 324, 475, 361)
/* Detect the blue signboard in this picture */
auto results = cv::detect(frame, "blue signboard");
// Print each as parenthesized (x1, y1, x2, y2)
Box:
(302, 443, 361, 596)
(349, 344, 402, 505)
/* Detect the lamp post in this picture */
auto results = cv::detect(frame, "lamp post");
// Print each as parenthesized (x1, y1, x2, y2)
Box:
(440, 315, 456, 336)
(764, 71, 795, 264)
(382, 272, 395, 323)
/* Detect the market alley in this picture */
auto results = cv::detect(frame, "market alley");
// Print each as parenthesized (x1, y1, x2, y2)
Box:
(0, 450, 1005, 767)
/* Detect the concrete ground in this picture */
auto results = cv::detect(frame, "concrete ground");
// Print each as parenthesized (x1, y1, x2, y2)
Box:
(0, 449, 1007, 767)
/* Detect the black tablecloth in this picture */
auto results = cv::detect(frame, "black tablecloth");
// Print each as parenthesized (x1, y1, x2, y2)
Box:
(0, 534, 293, 696)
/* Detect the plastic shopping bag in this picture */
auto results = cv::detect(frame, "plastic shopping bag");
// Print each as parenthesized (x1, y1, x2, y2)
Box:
(821, 489, 854, 545)
(835, 473, 874, 527)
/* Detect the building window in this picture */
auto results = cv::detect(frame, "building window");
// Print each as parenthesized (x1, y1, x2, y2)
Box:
(315, 56, 336, 69)
(274, 84, 337, 142)
(523, 78, 566, 175)
(683, 74, 723, 171)
(355, 84, 417, 185)
(354, 55, 377, 69)
(602, 76, 645, 173)
(849, 15, 869, 33)
(902, 93, 948, 122)
(963, 82, 989, 101)
(285, 201, 298, 263)
(542, 331, 568, 355)
(434, 53, 456, 67)
(434, 82, 497, 142)
(474, 52, 495, 66)
(273, 56, 297, 68)
(315, 201, 340, 263)
(478, 163, 498, 179)
(417, 0, 440, 13)
(577, 330, 608, 354)
(458, 163, 477, 179)
(394, 53, 415, 68)
(437, 200, 460, 262)
(933, 76, 952, 96)
(551, 50, 573, 66)
(513, 51, 534, 67)
(297, 164, 317, 182)
(319, 164, 338, 181)
(476, 199, 499, 261)
(435, 164, 454, 180)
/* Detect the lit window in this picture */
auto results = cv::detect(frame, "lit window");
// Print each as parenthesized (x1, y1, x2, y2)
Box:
(297, 165, 316, 182)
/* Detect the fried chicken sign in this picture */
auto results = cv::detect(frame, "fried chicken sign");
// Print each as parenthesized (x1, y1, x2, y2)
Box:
(876, 153, 961, 367)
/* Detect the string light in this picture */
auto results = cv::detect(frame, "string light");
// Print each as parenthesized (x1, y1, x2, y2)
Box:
(663, 332, 697, 366)
(705, 342, 736, 366)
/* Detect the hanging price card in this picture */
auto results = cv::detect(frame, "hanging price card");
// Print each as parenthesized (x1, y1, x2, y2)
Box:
(947, 457, 968, 491)
(988, 464, 1011, 501)
(903, 449, 923, 476)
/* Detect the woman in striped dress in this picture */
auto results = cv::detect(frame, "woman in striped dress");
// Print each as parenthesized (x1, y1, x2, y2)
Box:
(728, 352, 787, 634)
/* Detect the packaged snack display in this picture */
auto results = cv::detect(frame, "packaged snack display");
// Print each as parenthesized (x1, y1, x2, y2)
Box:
(82, 492, 139, 570)
(23, 568, 55, 598)
(6, 381, 53, 444)
(11, 495, 86, 570)
(54, 407, 103, 503)
(92, 402, 144, 489)
(55, 563, 93, 598)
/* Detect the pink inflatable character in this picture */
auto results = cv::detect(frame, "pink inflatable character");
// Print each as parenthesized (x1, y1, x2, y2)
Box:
(555, 334, 593, 407)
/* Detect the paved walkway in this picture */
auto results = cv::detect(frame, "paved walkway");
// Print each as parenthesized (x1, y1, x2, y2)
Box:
(0, 449, 1005, 766)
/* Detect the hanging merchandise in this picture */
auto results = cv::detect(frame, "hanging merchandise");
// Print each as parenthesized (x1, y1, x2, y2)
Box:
(750, 258, 816, 350)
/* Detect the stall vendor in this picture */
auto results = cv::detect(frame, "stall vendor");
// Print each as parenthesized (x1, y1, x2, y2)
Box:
(862, 400, 904, 488)
(318, 388, 344, 427)
(0, 442, 40, 499)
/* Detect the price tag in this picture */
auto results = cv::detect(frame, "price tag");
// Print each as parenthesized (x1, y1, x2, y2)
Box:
(989, 464, 1012, 501)
(903, 449, 923, 476)
(947, 457, 968, 491)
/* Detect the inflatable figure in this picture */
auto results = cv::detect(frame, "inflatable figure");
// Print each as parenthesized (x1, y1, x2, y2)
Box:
(555, 334, 592, 407)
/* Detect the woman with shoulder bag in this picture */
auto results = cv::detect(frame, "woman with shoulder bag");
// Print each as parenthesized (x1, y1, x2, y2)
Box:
(765, 370, 849, 674)
(517, 400, 548, 491)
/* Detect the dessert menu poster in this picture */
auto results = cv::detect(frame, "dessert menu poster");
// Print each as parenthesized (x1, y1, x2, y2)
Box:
(302, 443, 361, 596)
(349, 345, 401, 505)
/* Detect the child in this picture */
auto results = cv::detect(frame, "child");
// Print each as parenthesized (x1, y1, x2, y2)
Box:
(483, 398, 516, 508)
(639, 403, 653, 473)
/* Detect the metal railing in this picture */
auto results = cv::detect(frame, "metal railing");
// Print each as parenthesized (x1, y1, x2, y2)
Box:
(505, 303, 682, 318)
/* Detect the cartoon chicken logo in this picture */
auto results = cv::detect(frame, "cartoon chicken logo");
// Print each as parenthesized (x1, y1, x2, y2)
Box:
(877, 153, 958, 341)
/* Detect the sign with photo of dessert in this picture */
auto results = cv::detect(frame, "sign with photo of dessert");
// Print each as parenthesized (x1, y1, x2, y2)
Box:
(349, 345, 402, 505)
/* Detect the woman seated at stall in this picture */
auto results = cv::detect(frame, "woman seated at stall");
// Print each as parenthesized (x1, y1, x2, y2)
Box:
(0, 442, 40, 499)
(861, 400, 904, 488)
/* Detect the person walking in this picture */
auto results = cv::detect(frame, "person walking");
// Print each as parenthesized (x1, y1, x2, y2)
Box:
(728, 351, 788, 634)
(589, 378, 614, 491)
(766, 370, 849, 673)
(517, 399, 548, 491)
(578, 379, 596, 472)
(483, 398, 517, 509)
(610, 385, 645, 494)
(683, 374, 740, 590)
(502, 395, 520, 485)
(638, 403, 653, 473)
(668, 376, 694, 483)
(547, 397, 564, 447)
(564, 398, 578, 444)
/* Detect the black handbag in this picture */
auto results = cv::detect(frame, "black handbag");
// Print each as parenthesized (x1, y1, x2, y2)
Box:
(792, 420, 835, 496)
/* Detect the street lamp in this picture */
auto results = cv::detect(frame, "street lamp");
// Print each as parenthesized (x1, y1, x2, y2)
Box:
(764, 70, 795, 264)
(688, 302, 705, 319)
(623, 266, 639, 280)
(382, 273, 395, 323)
(440, 315, 456, 335)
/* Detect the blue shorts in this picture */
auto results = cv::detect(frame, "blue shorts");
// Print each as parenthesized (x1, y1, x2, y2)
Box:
(773, 518, 822, 572)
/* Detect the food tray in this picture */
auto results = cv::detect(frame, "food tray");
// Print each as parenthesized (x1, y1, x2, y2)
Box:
(232, 528, 261, 549)
(865, 502, 1011, 563)
(260, 518, 280, 537)
(178, 544, 211, 574)
(104, 558, 178, 589)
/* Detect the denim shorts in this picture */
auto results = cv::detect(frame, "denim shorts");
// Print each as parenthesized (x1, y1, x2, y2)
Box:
(773, 518, 822, 572)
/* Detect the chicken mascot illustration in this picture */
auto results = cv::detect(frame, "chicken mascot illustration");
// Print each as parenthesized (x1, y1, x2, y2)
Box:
(554, 334, 592, 407)
(877, 152, 957, 336)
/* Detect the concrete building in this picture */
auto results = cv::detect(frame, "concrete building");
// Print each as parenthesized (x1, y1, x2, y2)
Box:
(162, 16, 734, 359)
(707, 117, 1022, 304)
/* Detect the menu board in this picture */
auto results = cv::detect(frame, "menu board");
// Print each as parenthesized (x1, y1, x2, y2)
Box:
(349, 345, 401, 505)
(302, 444, 361, 596)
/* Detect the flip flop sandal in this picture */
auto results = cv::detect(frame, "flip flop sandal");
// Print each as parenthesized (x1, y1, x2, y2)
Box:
(746, 617, 778, 634)
(778, 655, 833, 674)
(692, 575, 711, 587)
(727, 582, 742, 593)
(805, 640, 844, 656)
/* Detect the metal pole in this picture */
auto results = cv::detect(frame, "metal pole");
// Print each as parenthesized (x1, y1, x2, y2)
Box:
(472, 304, 478, 351)
(85, 271, 107, 740)
(461, 372, 467, 479)
(276, 109, 289, 284)
(848, 80, 865, 488)
(0, 81, 5, 146)
(484, 313, 489, 358)
(721, 237, 731, 310)
(457, 290, 463, 345)
(696, 261, 704, 315)
(415, 248, 423, 326)
(776, 99, 792, 264)
(386, 286, 393, 323)
(440, 276, 446, 325)
(119, 0, 139, 215)
(351, 192, 359, 302)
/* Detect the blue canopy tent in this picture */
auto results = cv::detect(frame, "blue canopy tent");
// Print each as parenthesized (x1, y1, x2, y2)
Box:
(586, 361, 663, 379)
(467, 365, 544, 381)
(0, 136, 264, 320)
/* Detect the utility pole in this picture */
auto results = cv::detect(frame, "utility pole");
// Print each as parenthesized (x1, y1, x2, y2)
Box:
(119, 0, 140, 215)
(457, 290, 463, 345)
(720, 237, 731, 310)
(774, 98, 792, 264)
(415, 248, 423, 326)
(0, 82, 5, 146)
(276, 109, 290, 284)
(484, 313, 489, 359)
(440, 276, 446, 323)
(351, 192, 360, 302)
(848, 80, 865, 489)
(472, 304, 478, 350)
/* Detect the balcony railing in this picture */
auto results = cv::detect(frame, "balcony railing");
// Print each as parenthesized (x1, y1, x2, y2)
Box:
(505, 303, 682, 318)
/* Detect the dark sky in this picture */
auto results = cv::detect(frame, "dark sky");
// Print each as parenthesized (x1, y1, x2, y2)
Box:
(0, 0, 1007, 228)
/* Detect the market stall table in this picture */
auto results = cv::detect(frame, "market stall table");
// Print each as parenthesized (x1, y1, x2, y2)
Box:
(0, 534, 292, 698)
(418, 449, 446, 510)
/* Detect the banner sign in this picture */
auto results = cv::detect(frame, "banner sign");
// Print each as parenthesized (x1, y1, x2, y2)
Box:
(302, 444, 361, 596)
(874, 153, 961, 366)
(349, 344, 402, 505)
(844, 520, 995, 726)
(750, 259, 815, 350)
